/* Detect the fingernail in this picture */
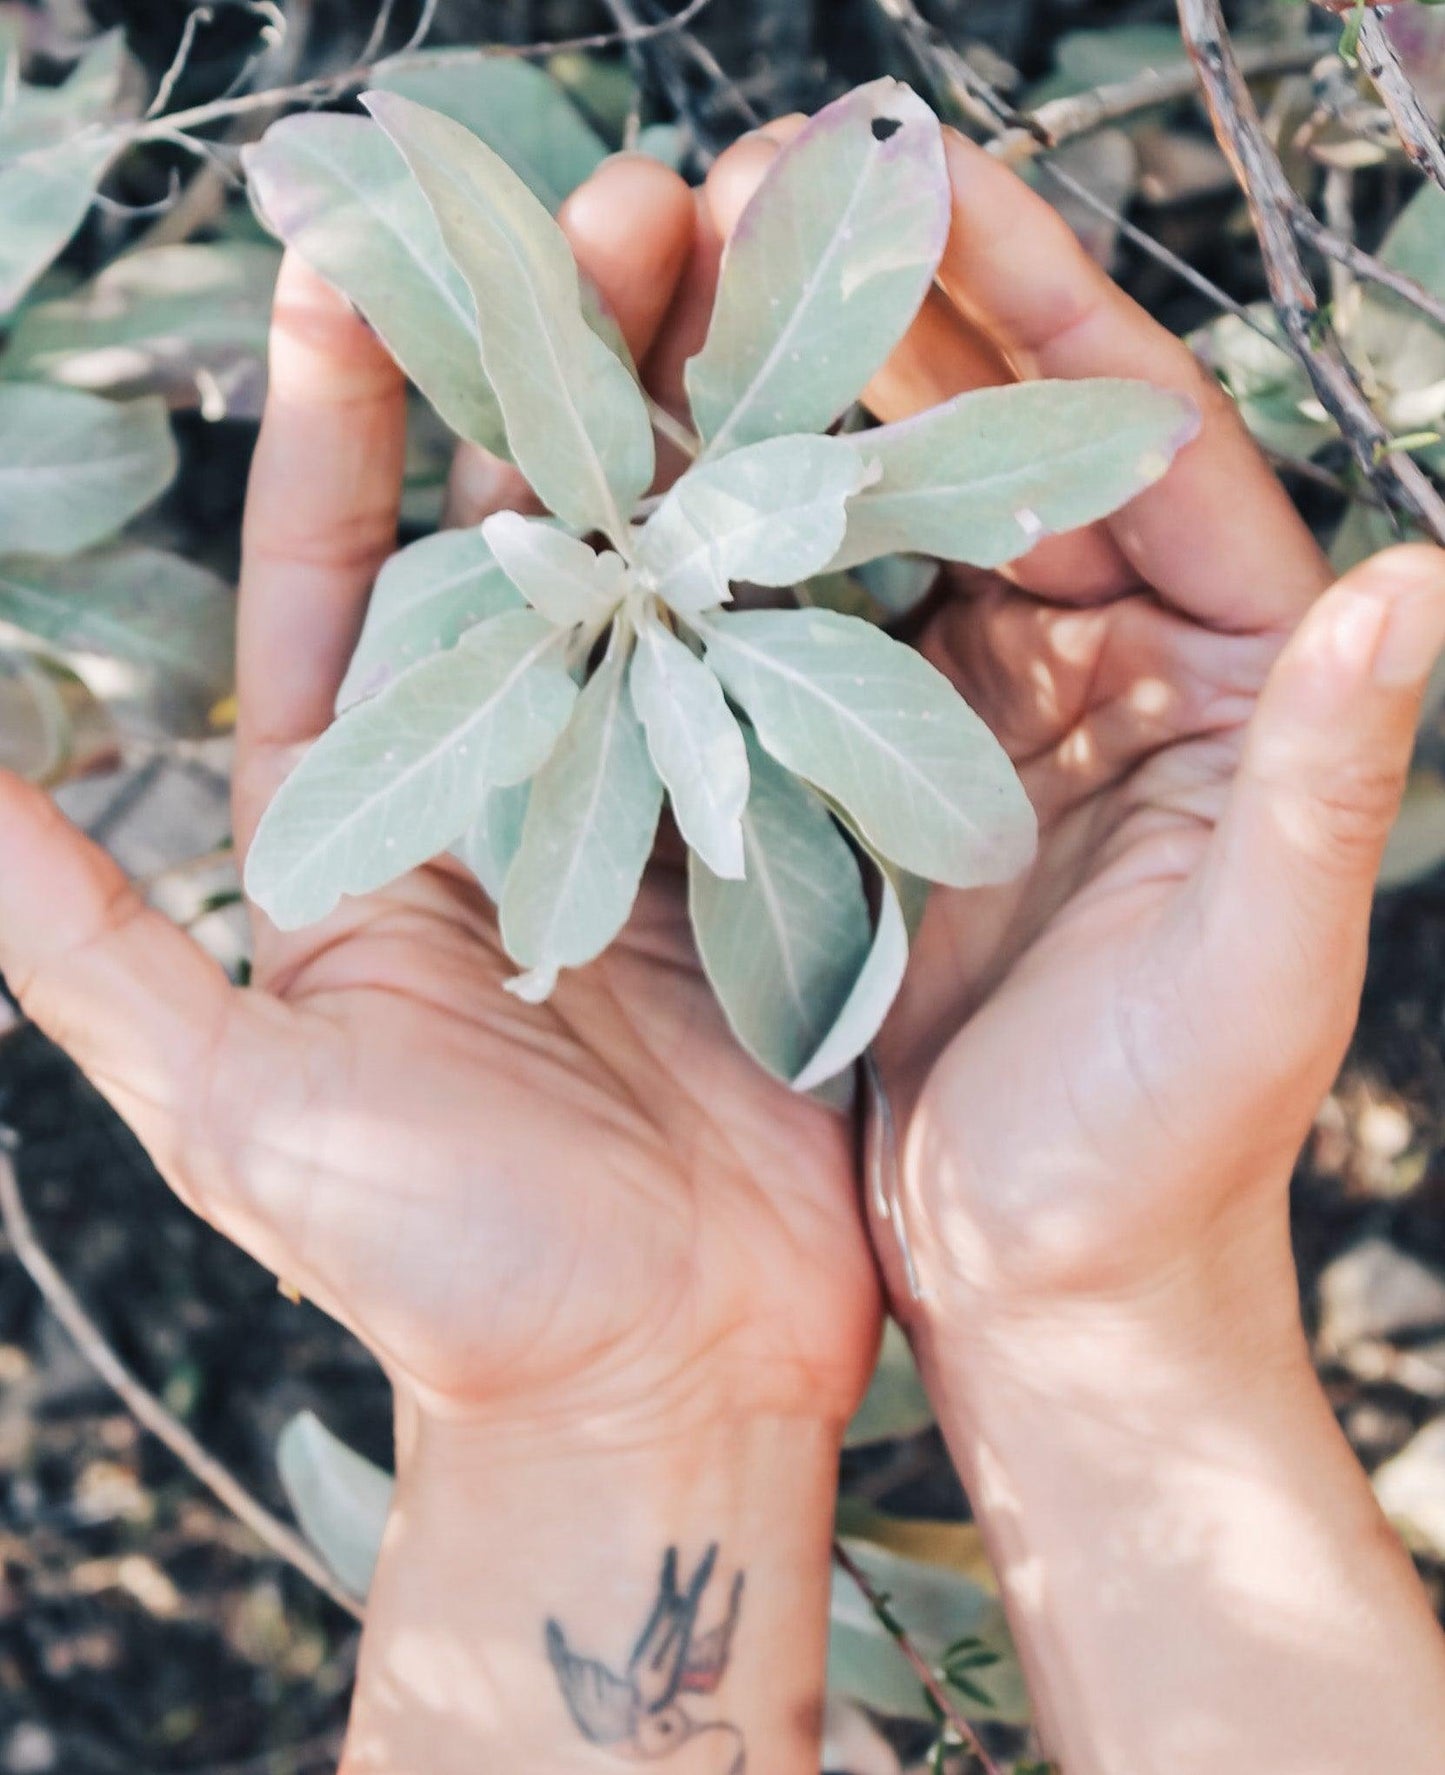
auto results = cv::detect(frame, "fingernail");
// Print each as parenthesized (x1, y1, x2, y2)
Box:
(1374, 574, 1445, 687)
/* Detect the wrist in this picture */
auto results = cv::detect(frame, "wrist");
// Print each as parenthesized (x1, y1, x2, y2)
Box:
(342, 1407, 842, 1775)
(889, 1132, 1306, 1410)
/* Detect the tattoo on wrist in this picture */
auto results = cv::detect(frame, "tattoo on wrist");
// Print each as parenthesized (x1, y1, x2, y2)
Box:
(545, 1544, 747, 1771)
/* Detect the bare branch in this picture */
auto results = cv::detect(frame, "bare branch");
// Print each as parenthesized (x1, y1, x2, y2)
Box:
(1178, 0, 1445, 545)
(0, 1136, 365, 1623)
(134, 0, 719, 143)
(832, 1539, 1005, 1775)
(1356, 9, 1445, 193)
(996, 40, 1321, 165)
(145, 5, 215, 120)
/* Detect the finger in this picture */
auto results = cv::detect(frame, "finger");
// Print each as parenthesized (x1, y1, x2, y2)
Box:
(447, 154, 697, 527)
(559, 152, 695, 365)
(235, 253, 408, 844)
(1197, 546, 1445, 1052)
(0, 774, 266, 1240)
(938, 130, 1330, 629)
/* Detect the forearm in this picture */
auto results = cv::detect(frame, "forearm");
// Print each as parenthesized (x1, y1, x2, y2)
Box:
(339, 1398, 840, 1775)
(910, 1207, 1445, 1774)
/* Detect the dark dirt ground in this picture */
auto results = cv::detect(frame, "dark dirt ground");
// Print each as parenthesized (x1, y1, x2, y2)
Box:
(2, 879, 1445, 1774)
(4, 1, 1445, 1770)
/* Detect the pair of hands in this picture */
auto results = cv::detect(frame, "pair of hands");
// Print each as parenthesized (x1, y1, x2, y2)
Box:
(2, 129, 1443, 1479)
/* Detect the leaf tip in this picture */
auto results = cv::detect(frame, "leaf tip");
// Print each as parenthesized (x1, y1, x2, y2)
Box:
(506, 964, 559, 1004)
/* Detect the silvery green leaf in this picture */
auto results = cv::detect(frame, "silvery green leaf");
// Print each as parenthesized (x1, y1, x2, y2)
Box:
(830, 379, 1201, 571)
(634, 123, 688, 171)
(243, 115, 508, 454)
(0, 546, 232, 736)
(689, 734, 871, 1080)
(629, 610, 748, 878)
(481, 511, 628, 628)
(1193, 308, 1326, 460)
(246, 610, 575, 930)
(844, 1321, 933, 1449)
(454, 779, 530, 901)
(276, 1411, 392, 1602)
(337, 525, 523, 711)
(364, 92, 653, 541)
(500, 644, 663, 992)
(372, 53, 607, 213)
(856, 554, 937, 617)
(1, 240, 278, 417)
(0, 130, 122, 317)
(792, 860, 908, 1092)
(638, 434, 876, 616)
(684, 79, 947, 456)
(702, 609, 1036, 889)
(0, 30, 128, 155)
(0, 385, 175, 555)
(1379, 181, 1445, 291)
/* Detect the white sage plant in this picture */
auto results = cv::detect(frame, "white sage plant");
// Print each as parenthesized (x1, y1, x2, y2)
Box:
(241, 78, 1200, 1088)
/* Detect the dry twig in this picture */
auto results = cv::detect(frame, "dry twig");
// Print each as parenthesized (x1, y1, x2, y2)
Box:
(0, 1135, 365, 1622)
(832, 1538, 1005, 1775)
(1356, 9, 1445, 193)
(1178, 0, 1445, 544)
(132, 0, 718, 143)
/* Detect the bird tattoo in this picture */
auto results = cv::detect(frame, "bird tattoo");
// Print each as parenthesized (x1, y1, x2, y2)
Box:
(545, 1544, 747, 1771)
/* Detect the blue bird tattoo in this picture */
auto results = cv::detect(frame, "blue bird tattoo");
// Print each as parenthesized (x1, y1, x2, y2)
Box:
(545, 1544, 746, 1771)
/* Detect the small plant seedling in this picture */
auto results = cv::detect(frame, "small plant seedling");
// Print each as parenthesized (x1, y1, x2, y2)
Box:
(242, 79, 1199, 1088)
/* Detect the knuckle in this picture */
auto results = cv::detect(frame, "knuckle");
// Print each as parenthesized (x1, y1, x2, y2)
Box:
(1310, 757, 1407, 865)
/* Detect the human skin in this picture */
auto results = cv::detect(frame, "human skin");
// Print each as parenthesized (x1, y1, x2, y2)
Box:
(705, 122, 1445, 1770)
(0, 124, 1443, 1775)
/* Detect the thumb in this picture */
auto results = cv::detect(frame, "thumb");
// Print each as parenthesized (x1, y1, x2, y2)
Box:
(0, 772, 248, 1220)
(1201, 543, 1445, 1023)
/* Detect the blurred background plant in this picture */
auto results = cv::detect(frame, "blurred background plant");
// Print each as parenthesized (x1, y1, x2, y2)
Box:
(1, 3, 1444, 1772)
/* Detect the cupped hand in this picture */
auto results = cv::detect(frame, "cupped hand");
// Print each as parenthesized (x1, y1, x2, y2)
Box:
(708, 124, 1445, 1333)
(0, 155, 881, 1442)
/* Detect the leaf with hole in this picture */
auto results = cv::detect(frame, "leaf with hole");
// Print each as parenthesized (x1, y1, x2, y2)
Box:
(638, 433, 876, 616)
(243, 114, 508, 453)
(702, 608, 1036, 889)
(246, 610, 576, 929)
(482, 511, 628, 628)
(629, 608, 749, 878)
(830, 380, 1201, 570)
(364, 91, 652, 541)
(689, 733, 871, 1081)
(337, 525, 523, 711)
(0, 385, 176, 556)
(684, 79, 948, 456)
(500, 642, 663, 997)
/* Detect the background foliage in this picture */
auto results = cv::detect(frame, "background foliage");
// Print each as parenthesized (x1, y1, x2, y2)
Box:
(1, 2, 1444, 1772)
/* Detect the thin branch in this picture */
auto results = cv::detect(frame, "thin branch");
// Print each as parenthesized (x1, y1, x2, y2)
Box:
(145, 5, 215, 120)
(1302, 214, 1445, 332)
(1034, 155, 1265, 330)
(832, 1539, 1005, 1775)
(132, 0, 718, 142)
(0, 1137, 364, 1623)
(397, 0, 441, 58)
(357, 0, 401, 68)
(993, 39, 1321, 165)
(1356, 9, 1445, 193)
(1178, 0, 1445, 545)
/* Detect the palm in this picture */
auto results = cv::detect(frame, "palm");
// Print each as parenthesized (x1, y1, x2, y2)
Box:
(237, 857, 874, 1416)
